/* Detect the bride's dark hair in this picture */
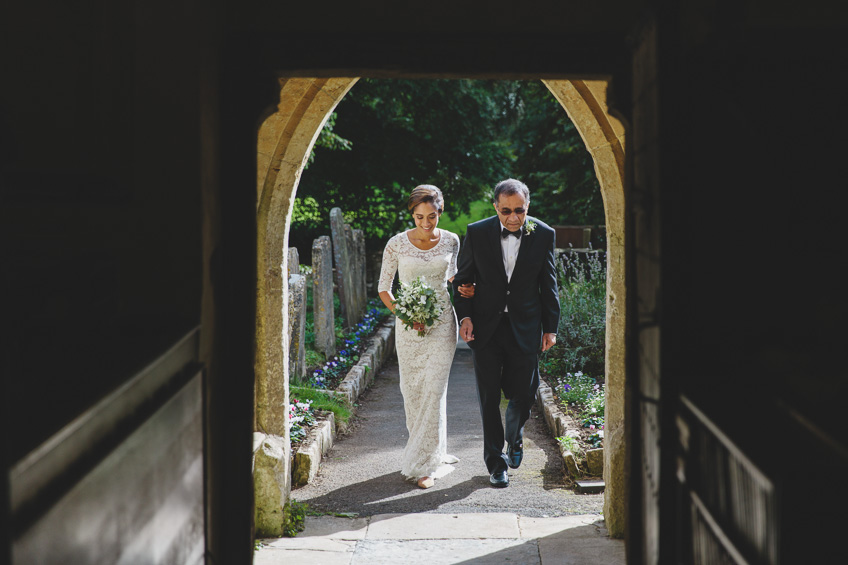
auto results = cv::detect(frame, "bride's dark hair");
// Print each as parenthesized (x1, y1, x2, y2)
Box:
(407, 185, 444, 214)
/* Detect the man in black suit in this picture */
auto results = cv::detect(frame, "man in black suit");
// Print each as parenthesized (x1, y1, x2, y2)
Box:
(454, 178, 560, 488)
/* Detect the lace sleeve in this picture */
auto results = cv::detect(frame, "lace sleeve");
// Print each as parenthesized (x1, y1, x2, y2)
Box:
(446, 232, 459, 281)
(378, 235, 400, 293)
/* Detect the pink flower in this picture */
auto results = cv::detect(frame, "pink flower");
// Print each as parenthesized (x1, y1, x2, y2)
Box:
(590, 425, 595, 430)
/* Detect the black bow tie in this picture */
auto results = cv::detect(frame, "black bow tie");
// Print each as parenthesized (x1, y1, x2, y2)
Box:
(501, 228, 521, 239)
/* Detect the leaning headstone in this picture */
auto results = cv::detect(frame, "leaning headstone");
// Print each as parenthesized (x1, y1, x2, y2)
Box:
(330, 208, 356, 329)
(288, 273, 307, 383)
(353, 229, 367, 317)
(312, 236, 335, 358)
(287, 247, 300, 277)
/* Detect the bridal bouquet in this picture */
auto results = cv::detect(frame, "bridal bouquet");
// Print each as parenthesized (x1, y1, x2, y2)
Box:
(393, 276, 443, 337)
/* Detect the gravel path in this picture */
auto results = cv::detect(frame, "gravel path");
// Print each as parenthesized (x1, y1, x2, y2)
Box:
(292, 341, 603, 517)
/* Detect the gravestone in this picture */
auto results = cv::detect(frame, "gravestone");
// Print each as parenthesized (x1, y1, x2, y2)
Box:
(288, 273, 307, 383)
(287, 247, 300, 277)
(343, 224, 357, 318)
(330, 208, 357, 329)
(366, 250, 382, 296)
(311, 236, 335, 358)
(353, 229, 366, 316)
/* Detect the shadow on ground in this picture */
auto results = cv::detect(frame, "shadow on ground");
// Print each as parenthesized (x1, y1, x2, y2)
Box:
(303, 472, 490, 515)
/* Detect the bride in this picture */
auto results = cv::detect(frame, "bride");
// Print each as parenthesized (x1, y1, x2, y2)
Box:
(378, 185, 474, 489)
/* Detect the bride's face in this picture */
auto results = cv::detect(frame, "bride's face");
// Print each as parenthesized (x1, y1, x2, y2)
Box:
(412, 202, 441, 234)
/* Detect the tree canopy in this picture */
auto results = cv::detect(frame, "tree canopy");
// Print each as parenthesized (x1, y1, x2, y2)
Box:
(292, 79, 603, 253)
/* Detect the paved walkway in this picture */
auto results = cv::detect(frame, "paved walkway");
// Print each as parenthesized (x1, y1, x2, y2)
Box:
(256, 340, 624, 564)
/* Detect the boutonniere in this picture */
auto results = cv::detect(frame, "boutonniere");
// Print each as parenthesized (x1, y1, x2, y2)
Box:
(524, 220, 537, 236)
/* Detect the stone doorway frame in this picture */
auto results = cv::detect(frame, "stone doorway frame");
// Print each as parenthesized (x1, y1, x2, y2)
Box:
(254, 77, 627, 537)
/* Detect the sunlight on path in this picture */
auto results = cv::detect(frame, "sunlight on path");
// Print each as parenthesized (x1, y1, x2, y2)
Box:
(255, 513, 624, 564)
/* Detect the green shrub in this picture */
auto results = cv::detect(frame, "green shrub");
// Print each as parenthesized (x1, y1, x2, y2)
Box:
(282, 500, 308, 537)
(550, 250, 606, 378)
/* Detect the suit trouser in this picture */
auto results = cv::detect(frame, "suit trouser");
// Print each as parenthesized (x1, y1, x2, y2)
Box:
(471, 313, 540, 474)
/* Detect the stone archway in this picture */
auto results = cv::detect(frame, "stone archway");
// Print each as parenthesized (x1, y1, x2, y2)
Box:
(543, 80, 627, 536)
(253, 78, 359, 533)
(254, 77, 627, 537)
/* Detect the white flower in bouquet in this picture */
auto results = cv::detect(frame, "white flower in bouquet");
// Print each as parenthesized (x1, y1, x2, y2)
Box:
(393, 276, 443, 337)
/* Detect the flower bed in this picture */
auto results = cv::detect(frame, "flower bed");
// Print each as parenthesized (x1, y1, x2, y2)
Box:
(288, 298, 391, 453)
(545, 371, 605, 477)
(307, 301, 389, 389)
(288, 398, 317, 445)
(539, 248, 607, 478)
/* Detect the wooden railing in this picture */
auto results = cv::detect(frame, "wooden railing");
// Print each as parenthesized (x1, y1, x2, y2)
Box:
(10, 328, 204, 564)
(677, 396, 779, 565)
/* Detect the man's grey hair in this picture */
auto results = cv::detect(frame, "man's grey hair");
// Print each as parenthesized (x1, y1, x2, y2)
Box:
(492, 178, 530, 204)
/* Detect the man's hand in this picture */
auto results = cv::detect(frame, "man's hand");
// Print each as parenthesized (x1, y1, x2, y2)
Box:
(457, 283, 475, 298)
(541, 333, 556, 352)
(460, 318, 475, 342)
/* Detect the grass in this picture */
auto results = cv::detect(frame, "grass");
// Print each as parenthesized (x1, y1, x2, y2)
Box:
(289, 385, 352, 427)
(438, 198, 493, 236)
(556, 434, 584, 457)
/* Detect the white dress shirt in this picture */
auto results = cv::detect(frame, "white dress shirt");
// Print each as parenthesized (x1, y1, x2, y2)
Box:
(501, 228, 521, 311)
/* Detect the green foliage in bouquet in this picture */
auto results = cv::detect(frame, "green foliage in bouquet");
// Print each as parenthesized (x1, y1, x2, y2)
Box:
(393, 276, 443, 336)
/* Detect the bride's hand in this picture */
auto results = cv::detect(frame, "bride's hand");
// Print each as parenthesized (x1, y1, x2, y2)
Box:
(457, 283, 475, 298)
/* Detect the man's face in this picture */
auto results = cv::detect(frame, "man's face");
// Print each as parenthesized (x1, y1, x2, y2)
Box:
(494, 192, 529, 232)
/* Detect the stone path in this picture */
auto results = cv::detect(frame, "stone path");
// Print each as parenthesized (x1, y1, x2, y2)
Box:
(255, 513, 624, 564)
(256, 340, 623, 563)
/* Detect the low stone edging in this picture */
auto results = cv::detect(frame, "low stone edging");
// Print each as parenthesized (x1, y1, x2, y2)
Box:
(535, 379, 604, 481)
(291, 320, 396, 487)
(335, 321, 395, 407)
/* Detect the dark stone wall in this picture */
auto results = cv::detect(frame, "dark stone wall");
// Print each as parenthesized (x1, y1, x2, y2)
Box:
(1, 3, 224, 562)
(1, 2, 207, 463)
(651, 5, 848, 563)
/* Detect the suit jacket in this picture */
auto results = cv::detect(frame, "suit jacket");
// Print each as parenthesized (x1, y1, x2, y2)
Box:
(453, 215, 559, 354)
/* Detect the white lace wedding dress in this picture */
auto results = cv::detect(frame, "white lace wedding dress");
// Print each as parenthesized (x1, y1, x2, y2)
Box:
(378, 230, 460, 480)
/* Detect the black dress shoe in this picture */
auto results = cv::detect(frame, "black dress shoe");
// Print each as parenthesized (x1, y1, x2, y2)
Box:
(507, 443, 523, 469)
(490, 470, 509, 488)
